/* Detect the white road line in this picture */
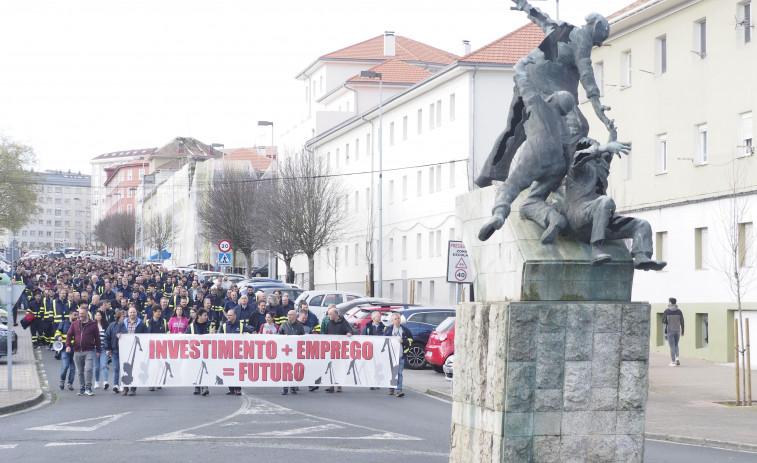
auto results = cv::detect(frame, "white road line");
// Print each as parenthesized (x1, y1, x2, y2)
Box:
(45, 442, 94, 447)
(0, 444, 19, 450)
(27, 412, 131, 432)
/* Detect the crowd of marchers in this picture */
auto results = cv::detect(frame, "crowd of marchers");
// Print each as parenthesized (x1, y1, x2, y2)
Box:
(9, 257, 412, 398)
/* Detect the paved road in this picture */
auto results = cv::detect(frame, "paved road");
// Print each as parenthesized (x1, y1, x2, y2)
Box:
(0, 347, 451, 463)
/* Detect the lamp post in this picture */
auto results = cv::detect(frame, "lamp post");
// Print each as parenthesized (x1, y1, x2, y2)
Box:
(257, 121, 276, 279)
(360, 70, 383, 297)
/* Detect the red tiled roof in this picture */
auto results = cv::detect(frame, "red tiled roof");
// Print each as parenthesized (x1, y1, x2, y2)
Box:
(459, 22, 545, 65)
(322, 35, 458, 64)
(221, 147, 273, 171)
(607, 0, 654, 20)
(347, 59, 433, 85)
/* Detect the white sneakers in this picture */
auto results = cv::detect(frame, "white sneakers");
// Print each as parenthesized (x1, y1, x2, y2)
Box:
(669, 358, 681, 367)
(675, 357, 680, 366)
(94, 381, 100, 389)
(669, 362, 677, 367)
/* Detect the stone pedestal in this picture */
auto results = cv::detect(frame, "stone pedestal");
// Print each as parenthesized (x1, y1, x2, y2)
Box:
(450, 301, 649, 463)
(450, 187, 651, 462)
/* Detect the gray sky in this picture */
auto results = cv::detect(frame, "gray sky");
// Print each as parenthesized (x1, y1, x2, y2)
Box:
(0, 0, 632, 173)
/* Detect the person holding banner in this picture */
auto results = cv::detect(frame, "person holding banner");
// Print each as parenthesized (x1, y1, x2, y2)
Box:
(186, 308, 212, 396)
(55, 308, 78, 391)
(219, 308, 254, 395)
(104, 309, 126, 394)
(323, 307, 353, 393)
(279, 309, 305, 395)
(385, 312, 413, 398)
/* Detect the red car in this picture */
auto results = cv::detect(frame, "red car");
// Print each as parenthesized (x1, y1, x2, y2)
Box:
(424, 317, 455, 373)
(347, 306, 401, 334)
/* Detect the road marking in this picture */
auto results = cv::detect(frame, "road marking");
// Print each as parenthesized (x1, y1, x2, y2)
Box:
(45, 442, 94, 447)
(144, 394, 420, 442)
(0, 444, 18, 449)
(27, 412, 131, 432)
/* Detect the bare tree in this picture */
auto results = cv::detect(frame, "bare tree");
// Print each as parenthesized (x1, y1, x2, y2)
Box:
(268, 151, 346, 290)
(260, 179, 302, 282)
(93, 213, 135, 256)
(712, 161, 756, 406)
(198, 164, 262, 275)
(145, 212, 173, 261)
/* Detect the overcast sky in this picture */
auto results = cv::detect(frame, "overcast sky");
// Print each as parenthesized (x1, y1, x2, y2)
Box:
(0, 0, 632, 174)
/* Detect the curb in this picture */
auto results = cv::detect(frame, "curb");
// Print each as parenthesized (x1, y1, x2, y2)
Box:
(0, 390, 44, 416)
(645, 433, 757, 454)
(0, 336, 53, 416)
(424, 388, 452, 402)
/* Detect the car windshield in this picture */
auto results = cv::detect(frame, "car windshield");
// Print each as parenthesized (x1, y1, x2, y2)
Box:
(353, 309, 377, 319)
(435, 317, 455, 333)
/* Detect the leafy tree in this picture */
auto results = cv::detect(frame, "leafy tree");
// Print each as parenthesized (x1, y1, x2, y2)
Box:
(0, 135, 40, 235)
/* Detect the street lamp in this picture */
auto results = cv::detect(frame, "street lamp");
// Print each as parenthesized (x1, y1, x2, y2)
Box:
(258, 121, 276, 278)
(360, 70, 383, 297)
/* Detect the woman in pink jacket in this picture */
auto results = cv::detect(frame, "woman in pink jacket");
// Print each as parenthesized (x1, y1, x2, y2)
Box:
(168, 305, 188, 334)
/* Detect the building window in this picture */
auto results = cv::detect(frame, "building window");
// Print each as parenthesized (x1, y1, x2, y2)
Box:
(417, 109, 423, 134)
(388, 238, 394, 263)
(740, 2, 752, 44)
(127, 204, 132, 214)
(656, 231, 668, 262)
(416, 233, 422, 259)
(402, 236, 407, 260)
(402, 175, 408, 200)
(738, 222, 754, 267)
(355, 139, 360, 161)
(402, 116, 408, 141)
(436, 230, 442, 256)
(696, 124, 708, 164)
(656, 134, 668, 174)
(55, 187, 62, 194)
(436, 165, 442, 192)
(429, 103, 435, 130)
(366, 133, 371, 156)
(55, 198, 62, 205)
(139, 169, 145, 179)
(55, 209, 61, 216)
(656, 35, 667, 75)
(436, 99, 442, 127)
(365, 188, 370, 209)
(417, 170, 422, 196)
(695, 227, 709, 269)
(695, 19, 707, 56)
(127, 170, 133, 181)
(127, 189, 133, 198)
(335, 148, 340, 169)
(354, 243, 359, 266)
(354, 191, 359, 212)
(389, 122, 395, 146)
(450, 93, 456, 121)
(416, 281, 423, 305)
(621, 50, 632, 87)
(449, 227, 456, 241)
(428, 231, 434, 256)
(389, 180, 394, 204)
(345, 143, 350, 164)
(55, 220, 61, 227)
(428, 167, 435, 193)
(739, 112, 753, 157)
(593, 62, 604, 96)
(695, 313, 709, 348)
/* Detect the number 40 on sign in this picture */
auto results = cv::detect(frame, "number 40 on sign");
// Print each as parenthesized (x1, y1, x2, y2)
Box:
(446, 241, 473, 283)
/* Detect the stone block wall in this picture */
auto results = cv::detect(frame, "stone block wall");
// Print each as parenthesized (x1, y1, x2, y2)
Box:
(450, 301, 651, 463)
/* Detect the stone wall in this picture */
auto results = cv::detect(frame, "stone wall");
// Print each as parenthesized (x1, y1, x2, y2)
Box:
(450, 301, 650, 463)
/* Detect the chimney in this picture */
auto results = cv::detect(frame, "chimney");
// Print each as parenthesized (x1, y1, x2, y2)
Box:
(462, 40, 471, 56)
(384, 31, 395, 57)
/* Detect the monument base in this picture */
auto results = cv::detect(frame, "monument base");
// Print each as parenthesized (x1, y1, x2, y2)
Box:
(450, 301, 650, 463)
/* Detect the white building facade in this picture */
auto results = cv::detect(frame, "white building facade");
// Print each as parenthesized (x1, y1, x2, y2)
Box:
(581, 0, 757, 362)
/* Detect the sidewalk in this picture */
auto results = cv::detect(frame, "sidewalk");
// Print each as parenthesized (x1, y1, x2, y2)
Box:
(0, 323, 45, 415)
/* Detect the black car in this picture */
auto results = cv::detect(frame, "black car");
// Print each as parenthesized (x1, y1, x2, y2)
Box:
(382, 307, 457, 370)
(0, 324, 18, 357)
(47, 251, 65, 259)
(251, 265, 268, 277)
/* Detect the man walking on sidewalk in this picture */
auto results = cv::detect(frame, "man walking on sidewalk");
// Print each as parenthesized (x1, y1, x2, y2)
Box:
(65, 306, 101, 395)
(663, 297, 685, 366)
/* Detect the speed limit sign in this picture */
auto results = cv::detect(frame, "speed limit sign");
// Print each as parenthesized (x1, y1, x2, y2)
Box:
(218, 240, 232, 253)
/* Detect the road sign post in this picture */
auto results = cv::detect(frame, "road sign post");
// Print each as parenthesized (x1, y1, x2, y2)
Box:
(447, 241, 473, 303)
(218, 252, 232, 267)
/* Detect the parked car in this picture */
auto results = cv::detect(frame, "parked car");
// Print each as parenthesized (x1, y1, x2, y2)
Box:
(294, 290, 364, 321)
(0, 323, 18, 357)
(47, 251, 65, 259)
(346, 305, 402, 334)
(425, 316, 456, 373)
(443, 354, 454, 380)
(238, 282, 304, 301)
(250, 264, 268, 277)
(381, 307, 457, 369)
(333, 297, 414, 316)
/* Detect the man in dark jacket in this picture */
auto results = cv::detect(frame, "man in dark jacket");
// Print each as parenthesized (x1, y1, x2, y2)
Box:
(235, 294, 255, 323)
(27, 291, 45, 347)
(55, 308, 78, 390)
(66, 306, 101, 396)
(104, 309, 126, 393)
(384, 312, 413, 398)
(322, 307, 352, 393)
(186, 308, 213, 396)
(663, 297, 685, 366)
(250, 300, 268, 333)
(279, 309, 305, 395)
(298, 301, 319, 333)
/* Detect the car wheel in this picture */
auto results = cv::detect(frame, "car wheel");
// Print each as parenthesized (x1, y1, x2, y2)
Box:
(432, 365, 444, 373)
(255, 272, 262, 277)
(406, 344, 427, 370)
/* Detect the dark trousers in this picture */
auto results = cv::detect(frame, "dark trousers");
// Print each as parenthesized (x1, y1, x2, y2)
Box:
(30, 319, 43, 345)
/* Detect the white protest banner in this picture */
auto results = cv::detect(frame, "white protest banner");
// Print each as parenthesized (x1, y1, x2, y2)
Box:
(118, 334, 401, 388)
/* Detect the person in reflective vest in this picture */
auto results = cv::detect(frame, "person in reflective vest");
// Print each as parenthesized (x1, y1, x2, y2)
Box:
(185, 308, 214, 396)
(218, 308, 253, 396)
(384, 312, 413, 398)
(28, 291, 45, 347)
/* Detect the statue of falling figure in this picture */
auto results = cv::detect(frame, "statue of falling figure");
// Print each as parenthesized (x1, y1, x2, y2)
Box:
(477, 0, 666, 271)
